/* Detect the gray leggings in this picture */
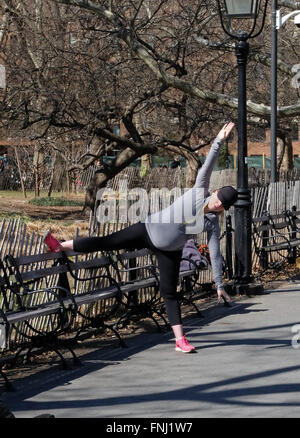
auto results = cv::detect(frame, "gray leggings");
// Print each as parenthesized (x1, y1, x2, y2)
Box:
(73, 222, 182, 326)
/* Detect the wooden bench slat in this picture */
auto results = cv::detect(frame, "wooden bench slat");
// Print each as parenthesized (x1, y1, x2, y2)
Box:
(0, 286, 121, 324)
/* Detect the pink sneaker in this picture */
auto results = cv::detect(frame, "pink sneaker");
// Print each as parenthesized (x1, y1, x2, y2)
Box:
(43, 230, 62, 253)
(175, 336, 195, 353)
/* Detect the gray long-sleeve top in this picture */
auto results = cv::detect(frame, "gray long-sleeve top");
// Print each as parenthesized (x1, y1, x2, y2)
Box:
(145, 135, 225, 290)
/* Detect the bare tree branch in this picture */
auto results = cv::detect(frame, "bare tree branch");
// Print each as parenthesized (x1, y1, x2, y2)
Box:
(53, 0, 300, 119)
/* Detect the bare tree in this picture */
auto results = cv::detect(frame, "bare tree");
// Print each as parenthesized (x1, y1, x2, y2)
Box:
(0, 0, 299, 209)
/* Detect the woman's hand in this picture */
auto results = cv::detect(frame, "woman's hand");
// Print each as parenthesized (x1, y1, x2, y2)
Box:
(218, 122, 235, 142)
(217, 288, 232, 304)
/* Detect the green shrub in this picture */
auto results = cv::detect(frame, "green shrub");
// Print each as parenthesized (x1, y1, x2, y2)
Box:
(29, 197, 84, 207)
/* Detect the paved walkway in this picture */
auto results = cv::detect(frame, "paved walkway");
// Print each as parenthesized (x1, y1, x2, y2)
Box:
(3, 285, 300, 418)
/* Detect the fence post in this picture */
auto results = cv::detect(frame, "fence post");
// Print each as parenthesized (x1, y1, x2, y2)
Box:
(289, 205, 297, 264)
(261, 212, 269, 270)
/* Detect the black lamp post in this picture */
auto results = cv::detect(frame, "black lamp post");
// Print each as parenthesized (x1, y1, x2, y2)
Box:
(216, 0, 268, 293)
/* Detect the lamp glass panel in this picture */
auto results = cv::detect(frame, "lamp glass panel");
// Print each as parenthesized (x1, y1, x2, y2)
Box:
(224, 0, 258, 17)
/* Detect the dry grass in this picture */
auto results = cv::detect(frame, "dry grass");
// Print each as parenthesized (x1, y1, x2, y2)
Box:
(24, 220, 91, 241)
(0, 190, 90, 241)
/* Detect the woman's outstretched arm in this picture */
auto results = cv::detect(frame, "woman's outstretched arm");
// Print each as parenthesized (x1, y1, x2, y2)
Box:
(194, 122, 235, 189)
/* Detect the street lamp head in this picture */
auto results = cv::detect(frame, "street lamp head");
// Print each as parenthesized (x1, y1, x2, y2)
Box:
(294, 13, 300, 28)
(224, 0, 260, 18)
(276, 10, 300, 29)
(216, 0, 268, 40)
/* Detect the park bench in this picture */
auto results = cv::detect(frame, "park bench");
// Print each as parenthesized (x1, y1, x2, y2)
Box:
(1, 252, 82, 371)
(0, 249, 123, 392)
(0, 244, 212, 391)
(285, 206, 300, 242)
(252, 208, 300, 279)
(0, 308, 12, 391)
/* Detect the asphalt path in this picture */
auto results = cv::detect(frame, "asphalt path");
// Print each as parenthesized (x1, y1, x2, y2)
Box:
(3, 286, 300, 419)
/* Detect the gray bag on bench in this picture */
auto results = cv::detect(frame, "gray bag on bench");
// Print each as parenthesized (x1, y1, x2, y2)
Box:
(180, 239, 209, 272)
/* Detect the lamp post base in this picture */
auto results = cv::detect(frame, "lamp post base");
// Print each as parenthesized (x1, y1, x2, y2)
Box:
(225, 278, 265, 296)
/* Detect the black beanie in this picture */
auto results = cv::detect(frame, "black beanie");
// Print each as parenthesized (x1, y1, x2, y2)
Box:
(217, 186, 238, 210)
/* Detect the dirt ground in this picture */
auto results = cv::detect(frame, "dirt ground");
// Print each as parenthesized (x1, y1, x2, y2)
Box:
(0, 192, 92, 241)
(0, 194, 90, 221)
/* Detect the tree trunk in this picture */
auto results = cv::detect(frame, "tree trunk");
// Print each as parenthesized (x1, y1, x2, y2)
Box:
(140, 153, 152, 177)
(84, 147, 141, 210)
(14, 146, 27, 199)
(47, 151, 57, 197)
(66, 170, 70, 194)
(183, 153, 199, 188)
(277, 131, 293, 172)
(33, 144, 44, 197)
(141, 154, 152, 169)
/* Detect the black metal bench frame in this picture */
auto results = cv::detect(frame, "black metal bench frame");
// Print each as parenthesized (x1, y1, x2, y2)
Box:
(178, 259, 212, 317)
(108, 249, 168, 332)
(3, 253, 81, 370)
(252, 209, 300, 280)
